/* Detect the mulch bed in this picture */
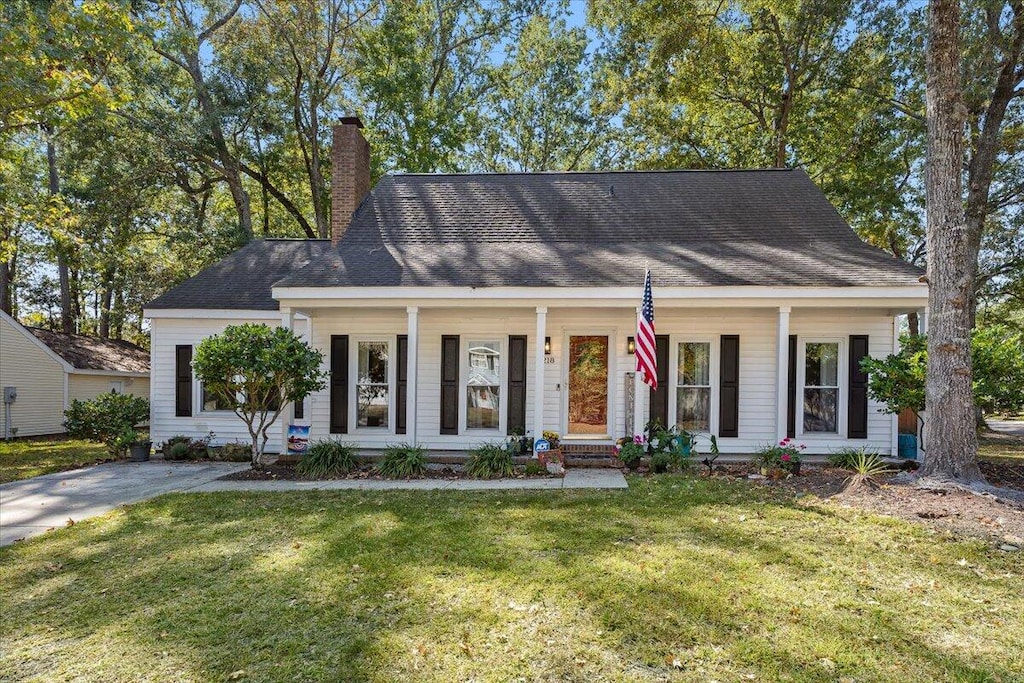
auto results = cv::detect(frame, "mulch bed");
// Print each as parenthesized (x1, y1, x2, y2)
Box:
(220, 462, 560, 482)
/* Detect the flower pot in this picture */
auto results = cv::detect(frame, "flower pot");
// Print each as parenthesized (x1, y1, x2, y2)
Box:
(129, 441, 152, 462)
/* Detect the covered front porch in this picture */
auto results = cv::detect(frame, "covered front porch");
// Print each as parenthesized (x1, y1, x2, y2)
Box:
(275, 285, 929, 457)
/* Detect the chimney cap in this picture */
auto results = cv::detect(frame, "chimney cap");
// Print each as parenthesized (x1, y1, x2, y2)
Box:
(339, 116, 364, 129)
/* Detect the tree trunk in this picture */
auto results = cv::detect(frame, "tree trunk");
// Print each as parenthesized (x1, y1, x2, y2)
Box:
(45, 133, 75, 334)
(908, 311, 920, 336)
(0, 254, 13, 316)
(918, 0, 983, 483)
(98, 265, 114, 338)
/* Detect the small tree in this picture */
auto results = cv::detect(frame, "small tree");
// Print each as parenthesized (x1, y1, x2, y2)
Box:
(192, 324, 326, 467)
(971, 325, 1024, 418)
(860, 334, 927, 442)
(64, 392, 150, 457)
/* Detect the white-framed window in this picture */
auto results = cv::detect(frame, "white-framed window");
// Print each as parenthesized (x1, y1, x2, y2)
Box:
(800, 340, 842, 434)
(355, 339, 392, 429)
(675, 340, 713, 432)
(201, 383, 234, 412)
(109, 380, 124, 395)
(465, 339, 502, 431)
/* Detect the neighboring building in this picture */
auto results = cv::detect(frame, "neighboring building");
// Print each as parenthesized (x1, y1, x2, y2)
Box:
(0, 310, 150, 438)
(144, 118, 928, 456)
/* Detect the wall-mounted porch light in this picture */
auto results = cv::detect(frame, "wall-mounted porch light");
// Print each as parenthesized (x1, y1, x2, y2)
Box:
(627, 336, 636, 354)
(544, 336, 551, 355)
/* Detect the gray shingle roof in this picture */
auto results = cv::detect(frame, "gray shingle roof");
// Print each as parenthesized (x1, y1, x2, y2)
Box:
(146, 239, 333, 310)
(276, 169, 924, 288)
(28, 328, 150, 373)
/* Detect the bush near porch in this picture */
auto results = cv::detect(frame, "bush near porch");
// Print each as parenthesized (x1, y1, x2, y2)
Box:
(1, 477, 1022, 682)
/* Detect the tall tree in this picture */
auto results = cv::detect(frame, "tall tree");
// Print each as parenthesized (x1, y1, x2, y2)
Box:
(919, 0, 983, 483)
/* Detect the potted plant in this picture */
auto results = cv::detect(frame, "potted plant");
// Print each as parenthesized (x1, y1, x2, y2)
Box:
(756, 438, 805, 476)
(539, 430, 563, 472)
(615, 434, 645, 471)
(118, 428, 152, 462)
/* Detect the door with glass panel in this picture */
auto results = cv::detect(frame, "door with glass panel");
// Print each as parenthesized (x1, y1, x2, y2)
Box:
(676, 341, 711, 432)
(566, 335, 609, 435)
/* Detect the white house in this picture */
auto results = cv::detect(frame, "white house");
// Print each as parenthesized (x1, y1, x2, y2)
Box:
(144, 118, 928, 457)
(0, 310, 150, 437)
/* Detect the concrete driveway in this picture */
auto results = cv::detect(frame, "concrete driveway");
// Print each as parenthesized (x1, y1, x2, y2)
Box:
(990, 419, 1024, 438)
(0, 460, 248, 546)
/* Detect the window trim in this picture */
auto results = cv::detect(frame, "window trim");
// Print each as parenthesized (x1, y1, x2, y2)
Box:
(350, 336, 396, 432)
(668, 336, 719, 436)
(797, 337, 847, 437)
(460, 337, 506, 434)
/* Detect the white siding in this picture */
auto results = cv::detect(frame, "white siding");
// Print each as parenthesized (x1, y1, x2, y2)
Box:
(149, 315, 281, 450)
(151, 305, 897, 455)
(0, 315, 66, 436)
(68, 374, 150, 404)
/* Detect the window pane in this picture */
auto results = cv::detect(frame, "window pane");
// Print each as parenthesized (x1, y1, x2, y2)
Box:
(202, 385, 233, 411)
(358, 342, 389, 384)
(805, 343, 838, 386)
(357, 385, 389, 427)
(467, 386, 500, 429)
(467, 341, 500, 385)
(676, 387, 710, 431)
(803, 388, 838, 432)
(678, 342, 710, 386)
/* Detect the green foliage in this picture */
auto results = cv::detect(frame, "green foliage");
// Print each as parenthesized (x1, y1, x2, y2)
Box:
(971, 325, 1024, 415)
(213, 442, 253, 463)
(861, 334, 927, 416)
(828, 447, 882, 470)
(615, 436, 645, 468)
(650, 450, 673, 474)
(162, 435, 210, 461)
(377, 444, 427, 479)
(297, 440, 357, 478)
(756, 438, 804, 474)
(192, 323, 326, 466)
(465, 443, 515, 479)
(523, 460, 544, 476)
(63, 392, 150, 457)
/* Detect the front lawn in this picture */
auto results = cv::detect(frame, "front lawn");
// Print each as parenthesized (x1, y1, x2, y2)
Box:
(0, 438, 110, 484)
(979, 429, 1024, 462)
(2, 477, 1021, 682)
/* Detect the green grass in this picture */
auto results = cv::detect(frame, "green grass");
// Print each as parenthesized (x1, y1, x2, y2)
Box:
(1, 477, 1022, 682)
(978, 430, 1024, 462)
(0, 438, 110, 483)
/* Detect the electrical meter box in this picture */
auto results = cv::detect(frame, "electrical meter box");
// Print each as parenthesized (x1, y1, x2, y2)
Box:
(3, 387, 16, 403)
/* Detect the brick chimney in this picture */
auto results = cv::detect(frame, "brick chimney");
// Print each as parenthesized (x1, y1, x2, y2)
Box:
(331, 116, 370, 245)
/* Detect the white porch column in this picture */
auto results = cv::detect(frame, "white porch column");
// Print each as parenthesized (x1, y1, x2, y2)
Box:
(633, 306, 645, 438)
(534, 307, 547, 442)
(406, 306, 419, 443)
(775, 306, 791, 442)
(279, 307, 294, 454)
(919, 307, 928, 335)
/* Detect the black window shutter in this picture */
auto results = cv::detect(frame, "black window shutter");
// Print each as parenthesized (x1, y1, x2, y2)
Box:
(174, 345, 192, 417)
(649, 335, 670, 428)
(294, 398, 304, 420)
(329, 335, 349, 434)
(440, 335, 459, 435)
(507, 335, 527, 434)
(719, 335, 740, 438)
(787, 335, 797, 439)
(396, 335, 408, 434)
(848, 335, 870, 439)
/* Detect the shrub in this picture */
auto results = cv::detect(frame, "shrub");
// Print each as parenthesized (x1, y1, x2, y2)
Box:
(297, 439, 356, 478)
(757, 438, 805, 473)
(213, 442, 252, 462)
(651, 450, 673, 473)
(828, 447, 881, 470)
(377, 444, 427, 478)
(64, 392, 150, 457)
(615, 435, 645, 468)
(843, 450, 892, 492)
(524, 461, 544, 476)
(162, 434, 209, 460)
(465, 443, 515, 479)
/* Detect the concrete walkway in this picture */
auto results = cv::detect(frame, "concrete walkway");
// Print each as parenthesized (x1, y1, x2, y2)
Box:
(0, 461, 248, 546)
(990, 419, 1024, 438)
(0, 462, 627, 546)
(192, 468, 628, 493)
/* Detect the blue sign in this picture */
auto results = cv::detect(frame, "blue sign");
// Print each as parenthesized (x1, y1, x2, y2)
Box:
(534, 438, 550, 453)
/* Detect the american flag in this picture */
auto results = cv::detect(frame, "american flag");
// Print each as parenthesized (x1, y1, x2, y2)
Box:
(636, 269, 657, 389)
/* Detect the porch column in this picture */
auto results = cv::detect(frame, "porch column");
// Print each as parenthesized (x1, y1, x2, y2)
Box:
(633, 306, 644, 438)
(280, 307, 294, 454)
(919, 307, 928, 335)
(775, 306, 791, 442)
(534, 307, 547, 442)
(891, 314, 900, 456)
(406, 306, 419, 443)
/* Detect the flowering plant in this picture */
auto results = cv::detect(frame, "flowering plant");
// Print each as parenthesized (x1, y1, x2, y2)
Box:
(615, 434, 646, 468)
(757, 438, 805, 473)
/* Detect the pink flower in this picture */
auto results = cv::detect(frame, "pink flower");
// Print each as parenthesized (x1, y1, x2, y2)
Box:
(633, 435, 645, 444)
(781, 454, 791, 462)
(779, 440, 786, 446)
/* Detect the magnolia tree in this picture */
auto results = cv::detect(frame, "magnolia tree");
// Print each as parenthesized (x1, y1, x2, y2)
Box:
(192, 324, 326, 467)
